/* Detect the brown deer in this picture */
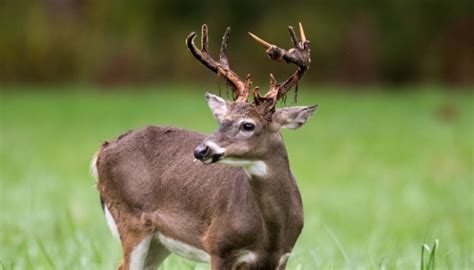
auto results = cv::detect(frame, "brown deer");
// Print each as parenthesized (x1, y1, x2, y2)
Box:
(92, 23, 316, 270)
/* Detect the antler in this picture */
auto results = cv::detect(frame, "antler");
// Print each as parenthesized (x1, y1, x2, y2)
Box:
(249, 22, 311, 110)
(186, 25, 251, 102)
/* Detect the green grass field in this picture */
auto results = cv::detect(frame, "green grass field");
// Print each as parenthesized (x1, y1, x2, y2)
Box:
(1, 86, 472, 269)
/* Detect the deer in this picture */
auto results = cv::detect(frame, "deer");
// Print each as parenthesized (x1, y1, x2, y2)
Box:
(92, 23, 316, 270)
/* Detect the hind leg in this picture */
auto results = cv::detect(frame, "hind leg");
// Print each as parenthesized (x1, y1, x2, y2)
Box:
(102, 203, 153, 270)
(117, 231, 153, 270)
(117, 233, 169, 270)
(144, 237, 170, 270)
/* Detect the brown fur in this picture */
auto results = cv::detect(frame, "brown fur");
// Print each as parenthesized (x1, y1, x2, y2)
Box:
(96, 125, 304, 269)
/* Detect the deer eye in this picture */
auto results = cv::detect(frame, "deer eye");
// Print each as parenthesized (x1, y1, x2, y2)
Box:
(241, 122, 255, 132)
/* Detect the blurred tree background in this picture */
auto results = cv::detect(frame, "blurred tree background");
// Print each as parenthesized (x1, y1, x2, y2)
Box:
(1, 0, 473, 87)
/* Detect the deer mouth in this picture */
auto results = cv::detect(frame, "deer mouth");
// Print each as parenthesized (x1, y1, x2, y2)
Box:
(202, 153, 224, 164)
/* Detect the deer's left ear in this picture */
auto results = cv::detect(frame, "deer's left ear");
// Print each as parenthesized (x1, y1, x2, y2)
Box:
(271, 105, 318, 130)
(205, 93, 228, 122)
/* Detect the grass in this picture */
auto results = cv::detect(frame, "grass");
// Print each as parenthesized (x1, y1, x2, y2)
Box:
(0, 85, 473, 269)
(420, 240, 439, 270)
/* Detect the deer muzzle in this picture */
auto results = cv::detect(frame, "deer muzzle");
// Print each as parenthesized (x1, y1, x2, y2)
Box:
(194, 141, 225, 164)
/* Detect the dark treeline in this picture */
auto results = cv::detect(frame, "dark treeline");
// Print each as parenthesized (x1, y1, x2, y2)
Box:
(1, 0, 473, 87)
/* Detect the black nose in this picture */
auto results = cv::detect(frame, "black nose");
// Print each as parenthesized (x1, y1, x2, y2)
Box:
(194, 144, 210, 160)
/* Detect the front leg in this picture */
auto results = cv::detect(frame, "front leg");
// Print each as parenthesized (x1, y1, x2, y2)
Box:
(210, 255, 229, 270)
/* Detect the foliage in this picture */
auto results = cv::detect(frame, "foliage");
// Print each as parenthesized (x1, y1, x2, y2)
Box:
(1, 1, 473, 85)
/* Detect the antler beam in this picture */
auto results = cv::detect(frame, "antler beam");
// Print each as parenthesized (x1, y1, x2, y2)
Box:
(249, 22, 311, 108)
(186, 25, 250, 102)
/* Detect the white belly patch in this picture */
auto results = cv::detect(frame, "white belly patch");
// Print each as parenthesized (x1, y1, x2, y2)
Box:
(156, 233, 210, 263)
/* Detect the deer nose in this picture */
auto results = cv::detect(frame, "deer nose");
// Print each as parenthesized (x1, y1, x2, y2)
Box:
(194, 144, 210, 160)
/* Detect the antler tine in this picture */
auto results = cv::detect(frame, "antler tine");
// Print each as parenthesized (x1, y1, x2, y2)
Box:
(186, 29, 218, 73)
(219, 27, 231, 69)
(248, 32, 272, 49)
(236, 74, 252, 102)
(251, 23, 311, 110)
(201, 24, 208, 52)
(186, 25, 249, 102)
(299, 22, 306, 43)
(288, 26, 299, 48)
(269, 73, 278, 91)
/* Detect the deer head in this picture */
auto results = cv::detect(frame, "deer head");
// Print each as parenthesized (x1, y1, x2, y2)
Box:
(186, 24, 317, 167)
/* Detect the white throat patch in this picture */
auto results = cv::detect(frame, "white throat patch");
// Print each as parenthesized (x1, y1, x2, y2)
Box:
(218, 159, 268, 177)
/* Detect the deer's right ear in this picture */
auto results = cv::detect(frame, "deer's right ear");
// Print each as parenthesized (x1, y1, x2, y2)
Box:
(271, 105, 318, 130)
(206, 93, 228, 122)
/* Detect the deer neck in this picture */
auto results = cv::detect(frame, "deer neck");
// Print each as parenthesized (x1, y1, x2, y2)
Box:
(246, 143, 292, 193)
(244, 136, 296, 235)
(248, 133, 290, 180)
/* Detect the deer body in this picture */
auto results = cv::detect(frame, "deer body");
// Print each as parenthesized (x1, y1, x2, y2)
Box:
(94, 24, 315, 269)
(95, 125, 303, 269)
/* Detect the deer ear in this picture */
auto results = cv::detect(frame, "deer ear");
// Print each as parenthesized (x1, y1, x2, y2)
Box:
(205, 93, 228, 122)
(271, 105, 318, 130)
